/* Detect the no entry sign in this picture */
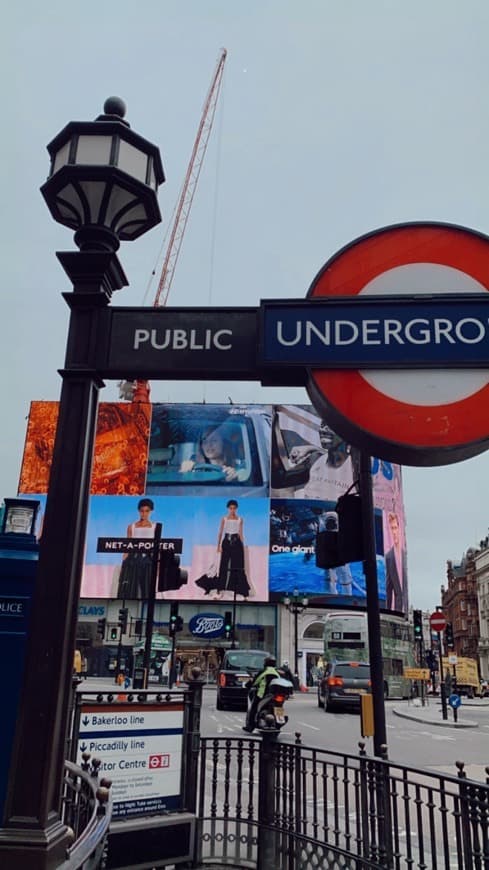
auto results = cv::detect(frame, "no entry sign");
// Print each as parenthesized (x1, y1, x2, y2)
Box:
(430, 611, 447, 633)
(306, 222, 489, 465)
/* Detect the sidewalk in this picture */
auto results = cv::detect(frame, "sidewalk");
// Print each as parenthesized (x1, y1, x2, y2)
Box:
(392, 698, 483, 728)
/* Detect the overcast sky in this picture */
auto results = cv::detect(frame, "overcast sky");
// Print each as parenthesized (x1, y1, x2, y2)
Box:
(2, 1, 489, 611)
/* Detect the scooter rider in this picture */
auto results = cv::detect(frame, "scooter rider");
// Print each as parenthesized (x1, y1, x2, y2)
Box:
(243, 656, 280, 733)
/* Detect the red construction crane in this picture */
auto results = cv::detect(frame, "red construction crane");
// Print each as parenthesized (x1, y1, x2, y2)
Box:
(120, 49, 227, 403)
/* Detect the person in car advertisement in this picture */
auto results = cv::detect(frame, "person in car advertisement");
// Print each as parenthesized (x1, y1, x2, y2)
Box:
(243, 656, 280, 732)
(181, 424, 248, 482)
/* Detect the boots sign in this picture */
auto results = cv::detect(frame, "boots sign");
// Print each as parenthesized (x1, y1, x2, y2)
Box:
(94, 222, 489, 467)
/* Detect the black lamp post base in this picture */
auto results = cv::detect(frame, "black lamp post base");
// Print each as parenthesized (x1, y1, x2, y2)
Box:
(0, 819, 70, 870)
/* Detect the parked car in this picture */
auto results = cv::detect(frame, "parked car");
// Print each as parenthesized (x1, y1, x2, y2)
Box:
(217, 649, 271, 711)
(317, 661, 371, 712)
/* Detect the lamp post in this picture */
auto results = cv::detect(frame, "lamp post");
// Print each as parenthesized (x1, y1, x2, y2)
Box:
(283, 590, 308, 687)
(0, 98, 164, 869)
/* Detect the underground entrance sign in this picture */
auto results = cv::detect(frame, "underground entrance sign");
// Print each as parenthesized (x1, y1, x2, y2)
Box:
(96, 221, 489, 467)
(76, 701, 184, 819)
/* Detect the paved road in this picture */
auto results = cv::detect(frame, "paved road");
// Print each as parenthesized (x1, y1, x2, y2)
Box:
(200, 687, 489, 782)
(78, 677, 489, 782)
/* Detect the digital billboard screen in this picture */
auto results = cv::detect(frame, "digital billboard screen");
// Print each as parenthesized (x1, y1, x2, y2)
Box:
(18, 401, 408, 613)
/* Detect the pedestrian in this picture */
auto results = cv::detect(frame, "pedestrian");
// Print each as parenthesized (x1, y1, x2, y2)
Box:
(281, 660, 295, 691)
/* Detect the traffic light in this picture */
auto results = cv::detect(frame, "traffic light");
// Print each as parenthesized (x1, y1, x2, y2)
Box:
(96, 617, 106, 639)
(169, 602, 179, 636)
(175, 615, 184, 633)
(224, 611, 233, 640)
(158, 552, 188, 592)
(110, 626, 118, 641)
(119, 607, 128, 633)
(134, 618, 143, 637)
(413, 609, 423, 643)
(445, 622, 454, 649)
(337, 494, 364, 564)
(315, 495, 364, 569)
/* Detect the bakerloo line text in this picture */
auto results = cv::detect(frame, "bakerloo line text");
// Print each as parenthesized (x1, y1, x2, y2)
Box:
(276, 317, 489, 346)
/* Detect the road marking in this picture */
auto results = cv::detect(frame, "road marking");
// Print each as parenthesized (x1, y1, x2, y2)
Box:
(431, 734, 456, 742)
(297, 721, 321, 731)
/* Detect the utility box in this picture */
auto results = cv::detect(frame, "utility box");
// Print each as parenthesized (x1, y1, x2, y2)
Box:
(360, 693, 374, 738)
(133, 666, 147, 689)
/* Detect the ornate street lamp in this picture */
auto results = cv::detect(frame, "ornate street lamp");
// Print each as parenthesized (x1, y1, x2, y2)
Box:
(0, 99, 164, 868)
(41, 96, 164, 252)
(283, 589, 308, 686)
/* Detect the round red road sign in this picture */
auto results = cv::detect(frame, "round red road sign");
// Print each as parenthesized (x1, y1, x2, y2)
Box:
(306, 221, 489, 466)
(429, 611, 446, 632)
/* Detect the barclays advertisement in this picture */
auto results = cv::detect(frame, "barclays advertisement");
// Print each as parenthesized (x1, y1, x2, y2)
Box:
(18, 401, 408, 613)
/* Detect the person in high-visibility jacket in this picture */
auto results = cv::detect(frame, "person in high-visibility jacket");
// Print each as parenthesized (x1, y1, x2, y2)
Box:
(243, 656, 280, 732)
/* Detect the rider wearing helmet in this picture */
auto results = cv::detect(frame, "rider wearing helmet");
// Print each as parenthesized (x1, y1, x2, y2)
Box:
(243, 656, 280, 733)
(281, 660, 295, 689)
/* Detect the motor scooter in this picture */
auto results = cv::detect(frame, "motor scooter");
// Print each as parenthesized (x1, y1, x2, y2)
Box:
(245, 676, 294, 732)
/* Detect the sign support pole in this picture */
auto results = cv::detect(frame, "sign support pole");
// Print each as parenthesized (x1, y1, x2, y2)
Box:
(359, 451, 387, 757)
(438, 632, 448, 721)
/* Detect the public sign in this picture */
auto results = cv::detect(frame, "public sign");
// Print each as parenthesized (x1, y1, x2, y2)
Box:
(449, 693, 462, 709)
(430, 611, 447, 633)
(448, 654, 458, 665)
(96, 221, 489, 466)
(305, 223, 489, 465)
(106, 307, 258, 381)
(403, 667, 430, 681)
(76, 701, 184, 819)
(189, 612, 225, 638)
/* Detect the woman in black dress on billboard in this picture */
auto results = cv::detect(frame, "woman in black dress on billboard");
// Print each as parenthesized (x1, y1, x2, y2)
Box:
(117, 498, 157, 599)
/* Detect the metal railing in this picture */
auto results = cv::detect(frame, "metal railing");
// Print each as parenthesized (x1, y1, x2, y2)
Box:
(195, 731, 489, 869)
(58, 754, 113, 870)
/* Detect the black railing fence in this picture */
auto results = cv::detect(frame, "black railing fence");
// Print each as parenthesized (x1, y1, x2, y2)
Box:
(195, 731, 489, 870)
(59, 754, 112, 870)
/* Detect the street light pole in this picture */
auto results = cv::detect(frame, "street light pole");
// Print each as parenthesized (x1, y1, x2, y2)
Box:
(283, 590, 308, 688)
(0, 98, 164, 869)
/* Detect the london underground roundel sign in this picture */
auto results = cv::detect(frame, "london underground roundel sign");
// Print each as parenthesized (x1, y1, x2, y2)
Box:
(306, 222, 489, 466)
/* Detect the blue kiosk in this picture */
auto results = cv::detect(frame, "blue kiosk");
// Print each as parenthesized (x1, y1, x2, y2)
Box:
(0, 498, 40, 824)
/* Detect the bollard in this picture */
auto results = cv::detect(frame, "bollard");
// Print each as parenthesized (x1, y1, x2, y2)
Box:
(257, 726, 279, 870)
(183, 666, 204, 814)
